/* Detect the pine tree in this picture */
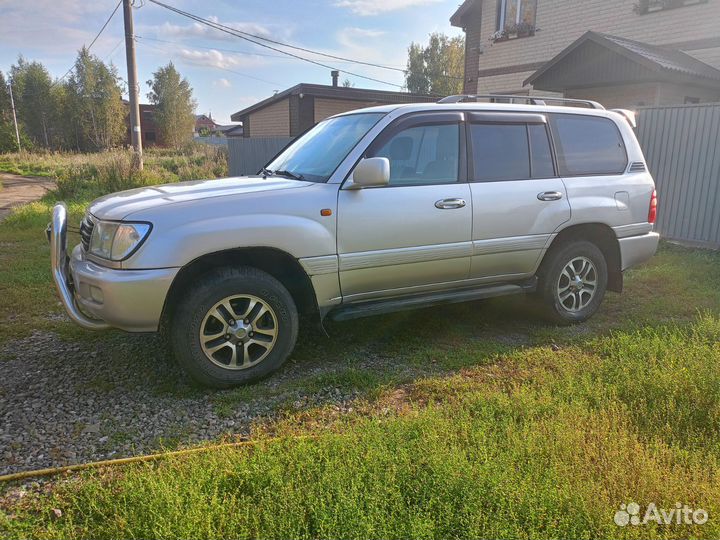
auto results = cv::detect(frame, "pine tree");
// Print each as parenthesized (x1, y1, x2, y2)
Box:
(10, 56, 57, 148)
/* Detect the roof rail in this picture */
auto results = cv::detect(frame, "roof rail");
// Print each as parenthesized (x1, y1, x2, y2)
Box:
(437, 94, 605, 110)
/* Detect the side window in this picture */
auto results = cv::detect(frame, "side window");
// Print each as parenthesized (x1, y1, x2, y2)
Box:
(551, 114, 628, 176)
(528, 124, 555, 178)
(470, 123, 530, 181)
(372, 123, 460, 185)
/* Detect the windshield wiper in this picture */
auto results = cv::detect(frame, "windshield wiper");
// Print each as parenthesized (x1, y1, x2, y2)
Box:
(272, 169, 305, 181)
(260, 167, 273, 178)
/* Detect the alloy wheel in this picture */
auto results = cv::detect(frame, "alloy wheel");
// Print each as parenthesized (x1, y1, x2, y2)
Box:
(199, 294, 278, 370)
(556, 256, 598, 312)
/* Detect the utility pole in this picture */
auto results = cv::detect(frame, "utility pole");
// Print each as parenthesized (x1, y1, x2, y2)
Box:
(123, 0, 143, 171)
(8, 81, 21, 152)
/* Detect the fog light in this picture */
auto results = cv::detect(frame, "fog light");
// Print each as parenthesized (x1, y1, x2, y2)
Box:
(89, 285, 104, 304)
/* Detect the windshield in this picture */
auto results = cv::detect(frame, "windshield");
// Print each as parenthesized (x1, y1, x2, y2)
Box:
(264, 112, 385, 182)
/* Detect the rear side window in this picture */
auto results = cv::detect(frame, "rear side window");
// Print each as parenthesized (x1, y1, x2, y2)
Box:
(551, 114, 627, 176)
(470, 122, 556, 181)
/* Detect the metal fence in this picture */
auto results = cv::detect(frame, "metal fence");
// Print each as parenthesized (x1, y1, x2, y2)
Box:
(194, 136, 228, 147)
(636, 103, 720, 249)
(227, 137, 294, 176)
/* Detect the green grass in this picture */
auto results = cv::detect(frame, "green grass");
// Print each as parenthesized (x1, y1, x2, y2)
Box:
(3, 316, 720, 539)
(1, 154, 720, 538)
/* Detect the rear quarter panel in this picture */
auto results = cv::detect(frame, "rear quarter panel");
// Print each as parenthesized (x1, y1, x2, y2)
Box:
(558, 112, 655, 231)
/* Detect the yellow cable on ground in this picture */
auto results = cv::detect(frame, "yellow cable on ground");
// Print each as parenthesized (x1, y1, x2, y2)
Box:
(0, 434, 320, 483)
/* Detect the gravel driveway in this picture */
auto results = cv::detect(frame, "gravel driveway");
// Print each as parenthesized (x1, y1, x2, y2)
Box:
(0, 324, 367, 476)
(0, 296, 532, 477)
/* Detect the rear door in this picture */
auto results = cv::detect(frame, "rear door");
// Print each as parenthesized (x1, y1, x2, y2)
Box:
(467, 112, 571, 280)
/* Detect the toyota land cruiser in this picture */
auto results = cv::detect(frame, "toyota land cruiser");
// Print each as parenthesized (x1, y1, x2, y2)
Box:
(49, 95, 659, 387)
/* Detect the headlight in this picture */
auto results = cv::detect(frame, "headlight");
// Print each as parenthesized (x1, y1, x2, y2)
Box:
(89, 220, 151, 261)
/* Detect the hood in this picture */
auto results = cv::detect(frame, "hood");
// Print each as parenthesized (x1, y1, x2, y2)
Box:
(88, 176, 312, 221)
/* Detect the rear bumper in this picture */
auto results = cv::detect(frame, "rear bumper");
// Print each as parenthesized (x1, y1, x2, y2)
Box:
(49, 203, 177, 332)
(618, 232, 660, 271)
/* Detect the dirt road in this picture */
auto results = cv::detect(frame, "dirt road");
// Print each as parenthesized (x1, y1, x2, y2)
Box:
(0, 172, 56, 220)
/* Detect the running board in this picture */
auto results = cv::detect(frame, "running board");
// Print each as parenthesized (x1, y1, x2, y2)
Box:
(328, 278, 537, 322)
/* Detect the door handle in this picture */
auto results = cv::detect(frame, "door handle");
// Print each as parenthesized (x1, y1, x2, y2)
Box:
(435, 198, 467, 209)
(537, 191, 564, 202)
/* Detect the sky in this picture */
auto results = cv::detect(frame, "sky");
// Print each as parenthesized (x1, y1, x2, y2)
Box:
(0, 0, 463, 123)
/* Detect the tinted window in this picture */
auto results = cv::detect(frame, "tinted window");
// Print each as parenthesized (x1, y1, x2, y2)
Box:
(471, 123, 530, 181)
(529, 124, 555, 178)
(552, 114, 627, 176)
(373, 124, 460, 185)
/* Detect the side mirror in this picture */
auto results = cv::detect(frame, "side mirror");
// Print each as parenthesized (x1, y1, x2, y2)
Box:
(350, 157, 390, 188)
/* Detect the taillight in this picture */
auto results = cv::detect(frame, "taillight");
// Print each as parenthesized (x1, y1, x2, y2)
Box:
(648, 190, 657, 224)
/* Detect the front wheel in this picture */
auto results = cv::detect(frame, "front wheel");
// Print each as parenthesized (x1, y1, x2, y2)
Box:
(171, 267, 299, 388)
(537, 240, 608, 324)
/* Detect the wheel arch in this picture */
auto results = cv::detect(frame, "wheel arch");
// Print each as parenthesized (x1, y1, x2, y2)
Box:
(542, 223, 623, 292)
(161, 247, 319, 327)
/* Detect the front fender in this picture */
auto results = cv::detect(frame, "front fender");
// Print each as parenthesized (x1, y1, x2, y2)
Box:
(119, 183, 340, 269)
(125, 213, 336, 269)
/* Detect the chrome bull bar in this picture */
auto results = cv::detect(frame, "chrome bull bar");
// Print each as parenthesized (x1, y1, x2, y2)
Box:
(48, 203, 110, 330)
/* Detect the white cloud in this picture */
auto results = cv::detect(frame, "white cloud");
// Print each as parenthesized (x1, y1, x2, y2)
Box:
(334, 0, 444, 16)
(177, 48, 266, 70)
(213, 78, 232, 88)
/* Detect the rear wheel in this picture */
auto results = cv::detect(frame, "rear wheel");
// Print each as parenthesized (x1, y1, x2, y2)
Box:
(171, 267, 298, 388)
(537, 240, 608, 324)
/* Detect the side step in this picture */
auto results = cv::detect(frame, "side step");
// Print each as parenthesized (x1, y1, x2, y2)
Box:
(328, 278, 537, 322)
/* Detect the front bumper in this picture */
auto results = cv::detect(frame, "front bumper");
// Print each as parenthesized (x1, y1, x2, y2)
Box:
(49, 203, 178, 332)
(618, 232, 660, 271)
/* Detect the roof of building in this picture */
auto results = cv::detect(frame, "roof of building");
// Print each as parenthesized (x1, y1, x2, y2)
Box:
(215, 123, 243, 134)
(450, 0, 479, 27)
(230, 83, 437, 121)
(525, 31, 720, 89)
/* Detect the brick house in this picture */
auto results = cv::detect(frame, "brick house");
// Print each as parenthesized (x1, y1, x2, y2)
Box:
(450, 0, 720, 107)
(124, 102, 160, 146)
(194, 113, 218, 135)
(230, 81, 435, 138)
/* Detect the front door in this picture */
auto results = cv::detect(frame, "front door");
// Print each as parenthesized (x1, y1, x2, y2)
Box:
(467, 113, 571, 280)
(337, 112, 473, 302)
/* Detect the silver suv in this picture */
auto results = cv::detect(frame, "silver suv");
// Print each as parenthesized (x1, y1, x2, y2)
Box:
(49, 95, 659, 388)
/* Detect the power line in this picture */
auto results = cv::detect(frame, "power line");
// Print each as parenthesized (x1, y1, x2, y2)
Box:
(145, 0, 405, 89)
(147, 0, 406, 73)
(136, 35, 407, 68)
(136, 35, 290, 60)
(88, 0, 123, 51)
(53, 0, 123, 87)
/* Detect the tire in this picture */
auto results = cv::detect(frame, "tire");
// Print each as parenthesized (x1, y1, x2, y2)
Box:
(536, 240, 608, 324)
(171, 266, 299, 388)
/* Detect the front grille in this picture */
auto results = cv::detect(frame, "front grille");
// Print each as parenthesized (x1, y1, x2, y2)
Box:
(80, 214, 95, 252)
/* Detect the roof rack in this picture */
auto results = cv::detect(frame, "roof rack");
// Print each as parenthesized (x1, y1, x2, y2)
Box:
(437, 94, 605, 110)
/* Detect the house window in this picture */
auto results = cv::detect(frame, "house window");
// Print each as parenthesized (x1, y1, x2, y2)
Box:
(495, 0, 537, 39)
(144, 131, 156, 143)
(684, 96, 700, 104)
(635, 0, 708, 15)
